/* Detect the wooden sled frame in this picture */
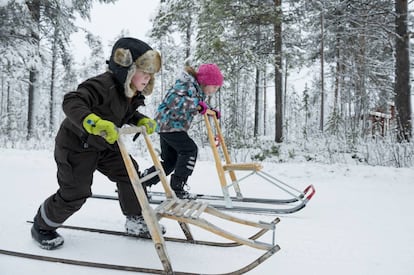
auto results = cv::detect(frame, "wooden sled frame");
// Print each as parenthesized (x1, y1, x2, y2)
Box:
(203, 109, 316, 209)
(117, 126, 280, 274)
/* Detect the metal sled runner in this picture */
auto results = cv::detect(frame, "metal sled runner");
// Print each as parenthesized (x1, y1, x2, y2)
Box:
(0, 126, 280, 274)
(116, 126, 280, 274)
(202, 109, 316, 214)
(91, 110, 316, 215)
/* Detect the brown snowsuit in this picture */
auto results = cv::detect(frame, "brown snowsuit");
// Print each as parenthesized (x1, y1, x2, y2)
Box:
(34, 72, 148, 230)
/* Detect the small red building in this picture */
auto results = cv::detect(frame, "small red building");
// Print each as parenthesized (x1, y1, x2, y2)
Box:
(367, 102, 395, 137)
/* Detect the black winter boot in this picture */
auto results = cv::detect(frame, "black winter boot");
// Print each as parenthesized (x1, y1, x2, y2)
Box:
(31, 221, 64, 250)
(140, 166, 160, 187)
(170, 174, 196, 200)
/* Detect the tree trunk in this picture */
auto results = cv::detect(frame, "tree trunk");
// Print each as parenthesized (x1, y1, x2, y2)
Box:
(274, 0, 283, 143)
(185, 21, 191, 59)
(254, 67, 260, 137)
(50, 29, 58, 134)
(394, 0, 412, 142)
(263, 66, 267, 136)
(26, 0, 41, 140)
(28, 70, 36, 139)
(283, 56, 288, 139)
(320, 8, 325, 132)
(6, 84, 11, 133)
(333, 36, 340, 114)
(0, 66, 4, 118)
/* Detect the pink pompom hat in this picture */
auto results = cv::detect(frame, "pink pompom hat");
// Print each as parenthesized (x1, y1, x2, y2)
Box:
(196, 63, 224, 86)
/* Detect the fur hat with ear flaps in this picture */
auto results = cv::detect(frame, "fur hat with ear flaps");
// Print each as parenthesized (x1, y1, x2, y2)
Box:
(108, 37, 161, 97)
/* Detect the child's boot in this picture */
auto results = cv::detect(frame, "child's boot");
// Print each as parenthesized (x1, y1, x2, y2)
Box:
(125, 215, 166, 238)
(170, 174, 197, 200)
(31, 220, 64, 250)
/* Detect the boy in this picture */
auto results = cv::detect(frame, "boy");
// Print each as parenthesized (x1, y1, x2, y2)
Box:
(31, 37, 164, 250)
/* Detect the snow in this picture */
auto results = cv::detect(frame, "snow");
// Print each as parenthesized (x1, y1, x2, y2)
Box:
(0, 146, 413, 275)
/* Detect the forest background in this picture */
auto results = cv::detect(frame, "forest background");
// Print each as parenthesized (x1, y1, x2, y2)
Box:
(0, 0, 413, 168)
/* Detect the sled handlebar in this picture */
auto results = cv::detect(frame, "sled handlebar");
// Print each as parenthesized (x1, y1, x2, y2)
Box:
(118, 126, 147, 136)
(196, 108, 218, 118)
(205, 109, 217, 116)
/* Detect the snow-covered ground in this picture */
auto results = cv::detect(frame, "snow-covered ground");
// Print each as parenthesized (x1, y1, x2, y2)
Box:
(0, 146, 413, 275)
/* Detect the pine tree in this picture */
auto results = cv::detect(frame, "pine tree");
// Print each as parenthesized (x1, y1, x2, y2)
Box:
(394, 0, 412, 142)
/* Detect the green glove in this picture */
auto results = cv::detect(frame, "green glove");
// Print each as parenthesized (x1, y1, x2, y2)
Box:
(82, 113, 119, 144)
(137, 117, 157, 135)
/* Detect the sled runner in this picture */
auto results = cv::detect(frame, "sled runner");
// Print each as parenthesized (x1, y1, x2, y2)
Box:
(91, 110, 315, 215)
(202, 109, 316, 212)
(1, 126, 280, 274)
(115, 126, 280, 273)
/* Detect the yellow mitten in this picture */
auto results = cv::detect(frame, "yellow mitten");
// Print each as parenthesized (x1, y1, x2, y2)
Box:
(137, 117, 157, 135)
(83, 113, 119, 144)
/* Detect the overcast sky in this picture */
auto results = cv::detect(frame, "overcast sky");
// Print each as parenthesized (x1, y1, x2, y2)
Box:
(71, 0, 160, 62)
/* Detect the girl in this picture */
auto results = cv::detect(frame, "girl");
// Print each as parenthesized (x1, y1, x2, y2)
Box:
(143, 63, 223, 199)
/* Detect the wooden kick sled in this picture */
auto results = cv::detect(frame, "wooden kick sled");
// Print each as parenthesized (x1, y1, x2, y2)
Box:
(117, 126, 281, 274)
(201, 109, 316, 214)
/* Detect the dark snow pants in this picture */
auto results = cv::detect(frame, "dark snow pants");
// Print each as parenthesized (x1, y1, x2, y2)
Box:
(143, 131, 198, 186)
(34, 145, 143, 230)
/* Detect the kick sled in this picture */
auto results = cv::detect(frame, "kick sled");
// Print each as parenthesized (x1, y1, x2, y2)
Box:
(1, 126, 280, 274)
(199, 109, 316, 214)
(113, 126, 281, 274)
(92, 110, 316, 215)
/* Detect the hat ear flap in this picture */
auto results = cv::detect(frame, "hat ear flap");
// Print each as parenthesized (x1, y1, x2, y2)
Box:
(135, 50, 161, 74)
(113, 48, 133, 67)
(142, 74, 155, 96)
(124, 65, 137, 98)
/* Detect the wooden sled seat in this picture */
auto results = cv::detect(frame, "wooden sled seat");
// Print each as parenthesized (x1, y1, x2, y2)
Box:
(155, 198, 209, 219)
(223, 162, 263, 172)
(154, 197, 277, 250)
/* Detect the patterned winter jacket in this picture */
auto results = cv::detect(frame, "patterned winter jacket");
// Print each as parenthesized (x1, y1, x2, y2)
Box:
(155, 71, 206, 133)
